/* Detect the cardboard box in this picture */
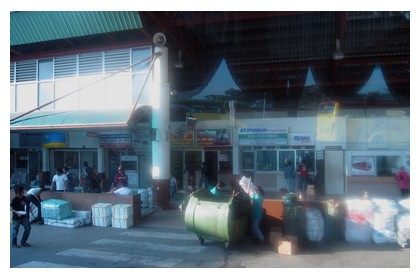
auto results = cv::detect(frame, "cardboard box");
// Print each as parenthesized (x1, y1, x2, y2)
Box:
(278, 236, 298, 255)
(307, 185, 315, 195)
(112, 204, 133, 219)
(112, 217, 133, 229)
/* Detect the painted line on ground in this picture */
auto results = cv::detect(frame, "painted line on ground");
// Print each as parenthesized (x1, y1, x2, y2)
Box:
(57, 248, 182, 268)
(119, 230, 197, 240)
(14, 261, 85, 268)
(91, 238, 205, 253)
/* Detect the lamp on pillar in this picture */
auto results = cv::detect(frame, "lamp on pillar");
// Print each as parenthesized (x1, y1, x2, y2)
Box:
(333, 38, 345, 60)
(174, 50, 184, 68)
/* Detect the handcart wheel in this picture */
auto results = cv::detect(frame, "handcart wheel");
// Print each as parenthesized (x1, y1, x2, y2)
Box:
(199, 237, 204, 245)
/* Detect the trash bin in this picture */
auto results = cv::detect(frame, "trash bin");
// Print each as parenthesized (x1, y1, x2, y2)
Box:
(184, 188, 250, 247)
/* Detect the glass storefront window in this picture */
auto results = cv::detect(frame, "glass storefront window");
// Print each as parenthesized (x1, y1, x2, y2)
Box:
(278, 150, 296, 171)
(219, 151, 232, 172)
(376, 155, 400, 176)
(185, 151, 201, 173)
(242, 151, 254, 170)
(256, 150, 277, 171)
(296, 150, 315, 172)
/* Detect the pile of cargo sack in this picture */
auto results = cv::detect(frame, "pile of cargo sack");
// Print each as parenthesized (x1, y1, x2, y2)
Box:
(28, 199, 134, 229)
(293, 197, 410, 248)
(344, 197, 410, 247)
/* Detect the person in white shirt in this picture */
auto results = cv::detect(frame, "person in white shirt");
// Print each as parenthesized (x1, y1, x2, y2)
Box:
(106, 183, 133, 195)
(26, 185, 45, 224)
(51, 168, 67, 192)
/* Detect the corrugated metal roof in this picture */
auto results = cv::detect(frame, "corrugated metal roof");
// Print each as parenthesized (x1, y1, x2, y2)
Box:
(10, 11, 143, 46)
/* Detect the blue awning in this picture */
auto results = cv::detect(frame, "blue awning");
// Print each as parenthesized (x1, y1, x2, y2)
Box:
(10, 106, 150, 131)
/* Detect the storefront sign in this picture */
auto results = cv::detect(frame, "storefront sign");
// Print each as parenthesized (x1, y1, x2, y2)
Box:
(289, 133, 315, 146)
(238, 127, 288, 146)
(43, 132, 67, 148)
(197, 129, 231, 146)
(351, 156, 375, 176)
(99, 133, 131, 148)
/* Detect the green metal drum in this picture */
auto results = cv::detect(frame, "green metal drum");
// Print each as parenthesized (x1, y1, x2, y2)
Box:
(184, 188, 250, 246)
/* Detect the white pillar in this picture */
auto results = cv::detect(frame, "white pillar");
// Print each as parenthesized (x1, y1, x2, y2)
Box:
(151, 46, 170, 180)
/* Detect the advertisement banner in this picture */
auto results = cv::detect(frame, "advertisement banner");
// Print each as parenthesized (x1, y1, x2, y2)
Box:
(197, 129, 231, 146)
(43, 132, 67, 148)
(99, 133, 131, 148)
(238, 127, 288, 146)
(351, 156, 375, 176)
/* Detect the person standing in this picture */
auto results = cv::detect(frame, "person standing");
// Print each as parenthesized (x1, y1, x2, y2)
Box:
(284, 160, 295, 193)
(199, 162, 208, 189)
(26, 185, 46, 225)
(51, 167, 66, 192)
(395, 166, 410, 197)
(63, 167, 75, 192)
(82, 161, 94, 193)
(298, 163, 309, 193)
(10, 184, 31, 248)
(113, 166, 128, 189)
(169, 173, 178, 200)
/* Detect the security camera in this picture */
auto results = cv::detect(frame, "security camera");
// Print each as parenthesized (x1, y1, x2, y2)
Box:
(153, 32, 166, 47)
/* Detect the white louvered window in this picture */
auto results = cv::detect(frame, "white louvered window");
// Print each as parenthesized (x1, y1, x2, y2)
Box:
(55, 55, 77, 78)
(105, 49, 131, 73)
(78, 52, 103, 76)
(10, 63, 15, 83)
(16, 60, 37, 82)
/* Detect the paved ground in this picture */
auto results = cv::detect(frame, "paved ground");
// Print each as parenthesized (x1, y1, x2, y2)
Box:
(6, 192, 415, 278)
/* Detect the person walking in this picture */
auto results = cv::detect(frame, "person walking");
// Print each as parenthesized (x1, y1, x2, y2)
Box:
(395, 166, 410, 197)
(25, 185, 46, 225)
(82, 161, 94, 193)
(298, 163, 309, 193)
(10, 184, 31, 248)
(247, 185, 265, 244)
(210, 181, 225, 195)
(284, 160, 295, 193)
(51, 167, 66, 192)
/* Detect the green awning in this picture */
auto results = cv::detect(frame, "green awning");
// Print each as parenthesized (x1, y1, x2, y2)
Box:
(10, 106, 150, 131)
(10, 11, 143, 46)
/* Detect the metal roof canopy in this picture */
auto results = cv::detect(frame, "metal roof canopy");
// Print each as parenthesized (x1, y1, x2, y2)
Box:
(10, 106, 151, 131)
(10, 11, 143, 46)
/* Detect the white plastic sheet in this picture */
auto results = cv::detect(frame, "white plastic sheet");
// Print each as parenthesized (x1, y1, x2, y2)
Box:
(239, 176, 256, 194)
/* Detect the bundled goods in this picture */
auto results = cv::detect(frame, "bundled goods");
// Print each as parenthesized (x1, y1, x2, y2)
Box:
(44, 216, 84, 228)
(147, 186, 155, 208)
(72, 210, 92, 225)
(344, 199, 374, 243)
(91, 203, 112, 227)
(41, 199, 73, 220)
(28, 203, 38, 223)
(112, 204, 134, 229)
(139, 188, 149, 208)
(395, 198, 410, 248)
(369, 198, 399, 244)
(305, 208, 324, 242)
(345, 217, 372, 243)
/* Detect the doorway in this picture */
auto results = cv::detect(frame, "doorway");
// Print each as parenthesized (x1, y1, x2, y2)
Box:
(204, 151, 218, 185)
